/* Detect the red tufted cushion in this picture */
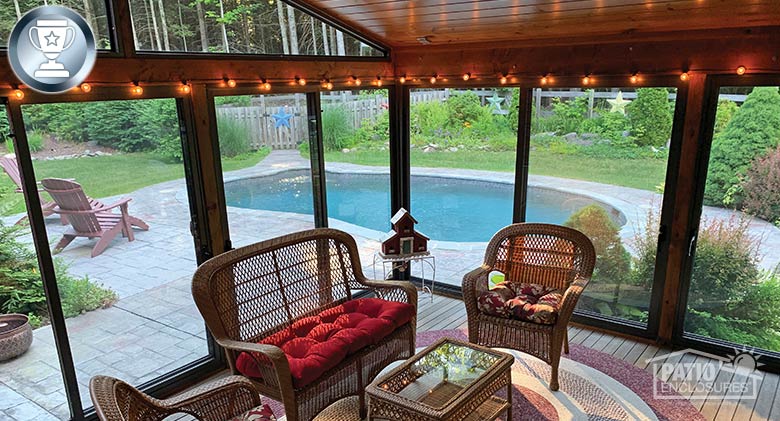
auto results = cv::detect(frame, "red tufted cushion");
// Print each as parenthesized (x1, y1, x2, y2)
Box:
(477, 281, 563, 325)
(235, 298, 415, 388)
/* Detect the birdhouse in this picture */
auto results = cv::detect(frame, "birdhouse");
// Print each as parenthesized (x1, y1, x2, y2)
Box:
(381, 208, 429, 256)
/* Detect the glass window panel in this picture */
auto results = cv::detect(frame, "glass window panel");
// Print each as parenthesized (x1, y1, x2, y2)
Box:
(217, 93, 315, 247)
(0, 105, 69, 418)
(129, 0, 383, 56)
(0, 0, 112, 49)
(320, 89, 391, 277)
(409, 88, 519, 288)
(683, 86, 780, 352)
(11, 98, 210, 412)
(527, 87, 677, 326)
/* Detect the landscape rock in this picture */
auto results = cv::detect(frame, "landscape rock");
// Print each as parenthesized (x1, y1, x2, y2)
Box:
(448, 147, 459, 152)
(341, 148, 350, 153)
(563, 132, 578, 142)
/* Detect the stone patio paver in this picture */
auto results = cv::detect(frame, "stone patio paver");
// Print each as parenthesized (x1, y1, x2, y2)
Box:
(1, 149, 778, 419)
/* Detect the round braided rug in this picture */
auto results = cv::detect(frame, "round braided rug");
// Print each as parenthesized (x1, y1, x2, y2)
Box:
(270, 329, 704, 421)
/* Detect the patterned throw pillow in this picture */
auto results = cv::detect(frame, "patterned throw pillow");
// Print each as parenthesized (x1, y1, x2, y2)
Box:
(476, 281, 564, 325)
(228, 404, 276, 421)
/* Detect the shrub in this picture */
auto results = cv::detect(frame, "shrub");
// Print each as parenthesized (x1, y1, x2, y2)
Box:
(217, 116, 251, 157)
(351, 111, 389, 147)
(704, 87, 780, 206)
(627, 88, 673, 147)
(321, 105, 354, 151)
(550, 95, 588, 134)
(741, 145, 780, 224)
(0, 220, 116, 325)
(508, 89, 520, 132)
(5, 130, 44, 153)
(689, 215, 760, 313)
(0, 106, 9, 143)
(564, 205, 631, 285)
(580, 111, 631, 145)
(411, 100, 449, 138)
(155, 134, 183, 163)
(445, 91, 483, 129)
(714, 99, 738, 136)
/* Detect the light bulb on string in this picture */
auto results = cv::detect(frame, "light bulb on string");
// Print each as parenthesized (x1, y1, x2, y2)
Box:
(462, 72, 471, 81)
(680, 72, 689, 82)
(499, 74, 508, 84)
(131, 83, 143, 95)
(736, 66, 746, 75)
(630, 73, 639, 84)
(399, 75, 406, 84)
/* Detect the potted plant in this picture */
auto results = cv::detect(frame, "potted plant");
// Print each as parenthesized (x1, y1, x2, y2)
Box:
(0, 314, 33, 361)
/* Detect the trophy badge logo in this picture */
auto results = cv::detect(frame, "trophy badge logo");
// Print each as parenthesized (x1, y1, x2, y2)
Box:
(8, 6, 96, 94)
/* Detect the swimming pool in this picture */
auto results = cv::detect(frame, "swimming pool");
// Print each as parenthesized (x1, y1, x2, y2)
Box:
(224, 170, 624, 242)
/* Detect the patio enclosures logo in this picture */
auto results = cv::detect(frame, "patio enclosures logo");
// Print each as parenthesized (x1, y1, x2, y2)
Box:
(649, 348, 762, 400)
(7, 6, 96, 94)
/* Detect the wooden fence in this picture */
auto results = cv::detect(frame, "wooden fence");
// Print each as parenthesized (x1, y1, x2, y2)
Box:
(216, 89, 748, 150)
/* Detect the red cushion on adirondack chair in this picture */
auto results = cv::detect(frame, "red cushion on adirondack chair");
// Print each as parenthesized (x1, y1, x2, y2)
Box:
(235, 298, 415, 388)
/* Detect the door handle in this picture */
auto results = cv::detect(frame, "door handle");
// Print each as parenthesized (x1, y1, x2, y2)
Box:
(688, 234, 697, 257)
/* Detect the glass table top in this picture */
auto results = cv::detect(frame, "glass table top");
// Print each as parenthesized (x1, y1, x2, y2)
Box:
(376, 340, 504, 410)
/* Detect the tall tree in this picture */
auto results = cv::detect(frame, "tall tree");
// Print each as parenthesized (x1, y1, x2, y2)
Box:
(195, 0, 209, 52)
(148, 0, 162, 50)
(335, 30, 345, 55)
(285, 5, 299, 54)
(13, 0, 21, 20)
(177, 0, 187, 51)
(321, 22, 329, 55)
(218, 0, 229, 52)
(276, 0, 289, 54)
(308, 17, 317, 54)
(83, 0, 98, 42)
(128, 0, 140, 49)
(157, 0, 171, 50)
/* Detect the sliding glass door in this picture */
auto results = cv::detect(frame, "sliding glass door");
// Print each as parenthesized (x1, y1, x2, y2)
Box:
(526, 86, 683, 334)
(680, 82, 780, 356)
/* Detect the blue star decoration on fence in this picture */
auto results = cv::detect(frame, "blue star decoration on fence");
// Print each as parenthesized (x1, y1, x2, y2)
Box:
(272, 107, 293, 128)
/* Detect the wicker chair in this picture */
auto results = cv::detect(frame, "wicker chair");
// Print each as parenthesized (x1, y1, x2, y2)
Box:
(462, 223, 595, 391)
(89, 375, 269, 421)
(192, 228, 417, 421)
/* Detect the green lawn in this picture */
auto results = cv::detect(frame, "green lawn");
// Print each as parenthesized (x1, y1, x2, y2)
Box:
(0, 149, 269, 216)
(324, 149, 667, 191)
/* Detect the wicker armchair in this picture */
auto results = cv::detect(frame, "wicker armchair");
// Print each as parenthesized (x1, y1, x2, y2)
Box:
(463, 223, 595, 391)
(192, 228, 417, 421)
(89, 375, 268, 421)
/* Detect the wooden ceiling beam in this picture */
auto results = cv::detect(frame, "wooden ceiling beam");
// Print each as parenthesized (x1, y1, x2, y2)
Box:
(0, 56, 392, 87)
(393, 30, 780, 82)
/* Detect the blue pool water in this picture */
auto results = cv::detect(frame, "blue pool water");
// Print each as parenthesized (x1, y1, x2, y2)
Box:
(224, 170, 621, 242)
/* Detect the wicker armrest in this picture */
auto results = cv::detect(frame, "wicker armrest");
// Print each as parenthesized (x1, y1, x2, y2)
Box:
(357, 278, 418, 306)
(557, 276, 590, 326)
(218, 339, 295, 393)
(163, 375, 262, 421)
(462, 265, 491, 299)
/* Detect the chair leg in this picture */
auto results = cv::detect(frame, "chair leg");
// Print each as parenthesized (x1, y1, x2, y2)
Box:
(53, 235, 76, 253)
(550, 358, 560, 391)
(564, 329, 570, 355)
(92, 226, 123, 257)
(127, 216, 149, 231)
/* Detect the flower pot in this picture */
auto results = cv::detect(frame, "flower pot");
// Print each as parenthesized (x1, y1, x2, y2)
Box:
(0, 314, 33, 361)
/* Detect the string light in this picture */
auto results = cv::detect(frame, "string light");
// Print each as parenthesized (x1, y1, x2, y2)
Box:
(462, 72, 471, 81)
(322, 79, 333, 90)
(499, 74, 508, 84)
(77, 83, 91, 93)
(12, 89, 24, 100)
(582, 75, 591, 85)
(296, 76, 306, 86)
(399, 75, 406, 84)
(261, 79, 271, 91)
(224, 78, 237, 88)
(630, 73, 639, 84)
(429, 74, 437, 84)
(375, 76, 382, 87)
(179, 82, 191, 94)
(540, 75, 549, 85)
(131, 82, 143, 95)
(680, 72, 689, 82)
(351, 76, 361, 86)
(736, 66, 747, 75)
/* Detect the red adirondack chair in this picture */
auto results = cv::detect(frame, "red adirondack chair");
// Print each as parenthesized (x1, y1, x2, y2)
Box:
(0, 156, 60, 224)
(41, 178, 150, 257)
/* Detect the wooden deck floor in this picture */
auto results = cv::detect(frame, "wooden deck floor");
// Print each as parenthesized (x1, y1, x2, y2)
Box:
(417, 294, 780, 421)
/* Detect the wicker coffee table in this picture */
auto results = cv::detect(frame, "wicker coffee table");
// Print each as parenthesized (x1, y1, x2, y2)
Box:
(366, 338, 513, 421)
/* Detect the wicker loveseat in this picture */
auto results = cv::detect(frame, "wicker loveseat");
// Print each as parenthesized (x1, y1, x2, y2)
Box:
(192, 228, 418, 421)
(463, 223, 595, 391)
